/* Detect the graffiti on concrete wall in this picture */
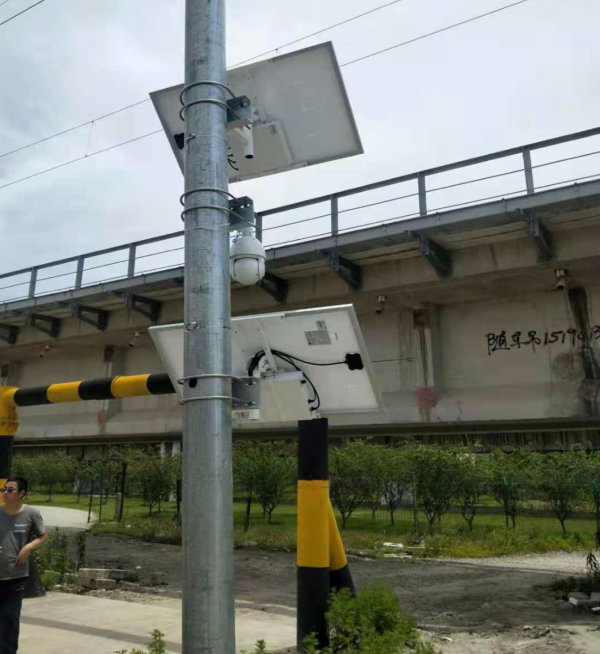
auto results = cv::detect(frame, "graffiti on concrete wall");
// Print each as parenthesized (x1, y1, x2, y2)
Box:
(486, 327, 600, 356)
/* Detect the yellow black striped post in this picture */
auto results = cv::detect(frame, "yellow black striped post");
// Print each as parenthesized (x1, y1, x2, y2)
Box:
(328, 497, 355, 595)
(0, 387, 19, 504)
(0, 374, 176, 499)
(297, 418, 330, 650)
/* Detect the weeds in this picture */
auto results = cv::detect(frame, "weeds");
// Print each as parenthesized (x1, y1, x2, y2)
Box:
(116, 629, 167, 654)
(37, 529, 77, 583)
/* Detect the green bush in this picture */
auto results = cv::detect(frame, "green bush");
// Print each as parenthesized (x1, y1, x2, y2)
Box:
(304, 583, 434, 654)
(37, 529, 77, 582)
(40, 570, 61, 591)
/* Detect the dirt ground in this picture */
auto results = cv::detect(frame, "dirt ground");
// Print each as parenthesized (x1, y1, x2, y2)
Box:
(85, 534, 600, 654)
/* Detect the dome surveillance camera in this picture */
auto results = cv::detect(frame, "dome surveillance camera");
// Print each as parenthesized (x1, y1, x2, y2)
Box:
(230, 233, 266, 286)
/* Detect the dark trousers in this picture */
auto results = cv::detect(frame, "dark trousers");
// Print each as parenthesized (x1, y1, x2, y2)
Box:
(0, 578, 26, 654)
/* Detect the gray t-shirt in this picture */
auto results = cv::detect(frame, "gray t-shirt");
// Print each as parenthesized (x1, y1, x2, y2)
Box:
(0, 505, 45, 580)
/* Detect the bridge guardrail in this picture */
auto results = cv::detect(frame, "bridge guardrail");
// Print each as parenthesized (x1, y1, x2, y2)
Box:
(1, 126, 600, 306)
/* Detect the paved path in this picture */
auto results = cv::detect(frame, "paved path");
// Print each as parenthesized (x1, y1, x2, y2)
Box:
(30, 505, 95, 530)
(20, 594, 295, 653)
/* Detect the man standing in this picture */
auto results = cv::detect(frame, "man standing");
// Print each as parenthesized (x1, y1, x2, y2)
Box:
(0, 477, 47, 654)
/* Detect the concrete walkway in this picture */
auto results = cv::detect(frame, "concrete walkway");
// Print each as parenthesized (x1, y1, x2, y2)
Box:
(30, 505, 95, 530)
(20, 594, 296, 653)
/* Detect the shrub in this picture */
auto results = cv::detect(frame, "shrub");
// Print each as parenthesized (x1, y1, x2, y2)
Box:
(303, 583, 434, 654)
(37, 529, 77, 582)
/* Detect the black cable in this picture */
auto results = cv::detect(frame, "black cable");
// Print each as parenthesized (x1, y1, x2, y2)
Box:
(229, 0, 405, 68)
(0, 130, 162, 193)
(247, 349, 321, 411)
(273, 352, 321, 411)
(340, 0, 533, 67)
(0, 0, 45, 28)
(0, 98, 151, 160)
(272, 351, 346, 367)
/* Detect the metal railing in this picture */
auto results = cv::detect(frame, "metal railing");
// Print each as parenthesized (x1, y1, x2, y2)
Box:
(1, 125, 600, 306)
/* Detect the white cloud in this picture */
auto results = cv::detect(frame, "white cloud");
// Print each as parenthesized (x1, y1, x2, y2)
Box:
(0, 0, 599, 273)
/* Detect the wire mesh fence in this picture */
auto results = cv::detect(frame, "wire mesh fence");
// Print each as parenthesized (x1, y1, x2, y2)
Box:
(68, 481, 599, 541)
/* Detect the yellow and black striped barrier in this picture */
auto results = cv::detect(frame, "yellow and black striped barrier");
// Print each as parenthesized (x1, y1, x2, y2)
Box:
(297, 418, 354, 651)
(0, 373, 175, 503)
(3, 373, 175, 408)
(0, 391, 19, 503)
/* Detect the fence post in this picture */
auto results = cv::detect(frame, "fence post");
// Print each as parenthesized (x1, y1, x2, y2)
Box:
(297, 418, 330, 651)
(117, 461, 127, 522)
(75, 256, 85, 289)
(418, 173, 427, 216)
(523, 147, 535, 194)
(127, 244, 136, 277)
(330, 195, 339, 236)
(28, 267, 38, 299)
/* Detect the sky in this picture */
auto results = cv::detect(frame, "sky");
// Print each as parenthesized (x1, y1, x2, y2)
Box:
(0, 0, 599, 298)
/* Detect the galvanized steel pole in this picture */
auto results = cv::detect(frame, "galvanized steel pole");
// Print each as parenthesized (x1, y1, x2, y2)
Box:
(183, 1, 235, 653)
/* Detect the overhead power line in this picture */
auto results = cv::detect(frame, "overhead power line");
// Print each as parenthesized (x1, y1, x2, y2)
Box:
(0, 130, 162, 193)
(0, 0, 405, 161)
(0, 0, 535, 191)
(229, 0, 405, 68)
(0, 0, 45, 28)
(0, 0, 15, 8)
(341, 0, 533, 67)
(0, 98, 151, 160)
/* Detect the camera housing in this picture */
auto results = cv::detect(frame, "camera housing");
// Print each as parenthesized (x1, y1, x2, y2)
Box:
(230, 233, 266, 286)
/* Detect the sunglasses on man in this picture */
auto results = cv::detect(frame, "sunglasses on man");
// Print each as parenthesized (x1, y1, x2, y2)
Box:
(0, 488, 19, 494)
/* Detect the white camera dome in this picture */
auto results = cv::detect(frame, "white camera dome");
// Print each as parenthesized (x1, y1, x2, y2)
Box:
(230, 234, 266, 286)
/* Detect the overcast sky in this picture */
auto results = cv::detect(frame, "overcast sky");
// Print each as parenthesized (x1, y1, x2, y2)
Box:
(0, 0, 599, 295)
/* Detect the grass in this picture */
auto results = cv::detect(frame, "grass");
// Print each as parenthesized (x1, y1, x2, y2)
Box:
(28, 490, 599, 558)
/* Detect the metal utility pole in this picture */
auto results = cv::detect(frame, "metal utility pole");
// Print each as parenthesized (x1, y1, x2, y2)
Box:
(182, 1, 235, 653)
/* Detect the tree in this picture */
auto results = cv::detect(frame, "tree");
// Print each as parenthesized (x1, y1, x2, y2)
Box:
(33, 453, 76, 501)
(454, 448, 487, 532)
(488, 448, 534, 529)
(535, 449, 589, 537)
(233, 441, 262, 531)
(252, 442, 296, 524)
(330, 441, 372, 529)
(360, 443, 387, 520)
(589, 452, 600, 539)
(11, 455, 38, 491)
(127, 448, 177, 517)
(408, 445, 458, 533)
(72, 459, 90, 503)
(380, 448, 411, 526)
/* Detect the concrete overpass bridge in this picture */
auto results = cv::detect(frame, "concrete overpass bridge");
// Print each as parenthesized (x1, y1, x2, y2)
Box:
(3, 126, 600, 455)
